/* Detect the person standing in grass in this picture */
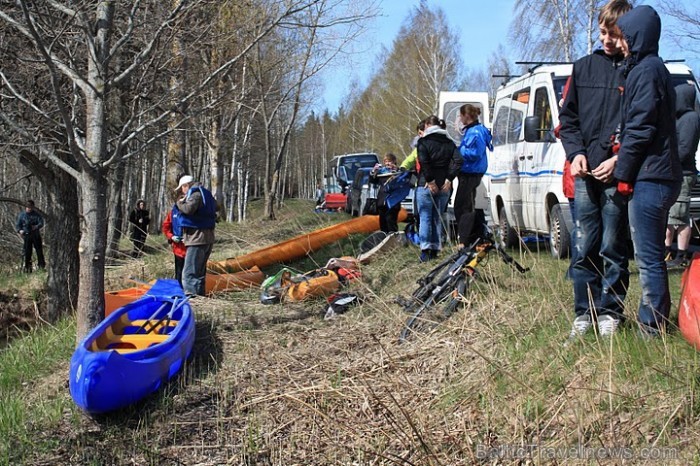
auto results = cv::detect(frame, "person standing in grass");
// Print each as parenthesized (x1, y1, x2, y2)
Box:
(176, 175, 217, 296)
(128, 199, 150, 258)
(454, 104, 492, 249)
(415, 115, 462, 262)
(664, 82, 700, 269)
(613, 5, 682, 338)
(370, 153, 401, 233)
(559, 0, 632, 341)
(15, 199, 45, 273)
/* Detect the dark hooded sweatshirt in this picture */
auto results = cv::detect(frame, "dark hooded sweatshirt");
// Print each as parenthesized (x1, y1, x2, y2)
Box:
(559, 50, 625, 170)
(613, 5, 681, 184)
(674, 82, 700, 175)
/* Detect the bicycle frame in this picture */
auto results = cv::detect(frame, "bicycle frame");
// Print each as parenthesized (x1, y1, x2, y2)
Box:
(398, 237, 529, 342)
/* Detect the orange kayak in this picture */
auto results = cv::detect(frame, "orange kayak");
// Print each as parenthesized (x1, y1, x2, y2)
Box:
(209, 210, 407, 273)
(105, 283, 152, 317)
(104, 267, 264, 316)
(679, 253, 700, 350)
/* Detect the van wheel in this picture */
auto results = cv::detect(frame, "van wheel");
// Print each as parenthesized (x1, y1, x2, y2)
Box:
(549, 204, 570, 259)
(498, 206, 519, 248)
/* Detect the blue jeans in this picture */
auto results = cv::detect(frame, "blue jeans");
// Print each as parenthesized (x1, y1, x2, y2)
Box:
(416, 186, 448, 251)
(571, 178, 629, 320)
(628, 180, 681, 331)
(183, 243, 213, 296)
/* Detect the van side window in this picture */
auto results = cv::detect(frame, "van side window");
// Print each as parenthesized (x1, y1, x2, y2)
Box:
(492, 100, 511, 146)
(532, 87, 553, 142)
(508, 89, 529, 143)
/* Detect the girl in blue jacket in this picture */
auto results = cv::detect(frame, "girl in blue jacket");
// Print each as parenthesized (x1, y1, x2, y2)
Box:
(454, 104, 492, 248)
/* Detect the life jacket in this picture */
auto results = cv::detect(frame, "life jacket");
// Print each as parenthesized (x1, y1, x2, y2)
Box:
(171, 205, 183, 237)
(383, 170, 414, 209)
(179, 185, 216, 229)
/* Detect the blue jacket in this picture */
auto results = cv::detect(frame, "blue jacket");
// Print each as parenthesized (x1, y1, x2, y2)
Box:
(178, 185, 217, 229)
(16, 209, 44, 235)
(459, 122, 492, 174)
(613, 5, 681, 184)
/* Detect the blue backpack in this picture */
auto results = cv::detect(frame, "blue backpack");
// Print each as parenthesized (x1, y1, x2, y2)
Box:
(383, 170, 413, 209)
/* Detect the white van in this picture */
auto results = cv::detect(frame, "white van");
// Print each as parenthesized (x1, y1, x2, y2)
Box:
(438, 92, 491, 224)
(488, 62, 699, 258)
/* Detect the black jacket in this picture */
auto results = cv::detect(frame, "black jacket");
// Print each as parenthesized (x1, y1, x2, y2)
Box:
(675, 82, 700, 175)
(559, 50, 625, 170)
(416, 128, 462, 188)
(613, 5, 681, 184)
(129, 207, 150, 234)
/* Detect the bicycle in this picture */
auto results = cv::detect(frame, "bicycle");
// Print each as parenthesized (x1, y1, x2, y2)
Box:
(397, 237, 529, 342)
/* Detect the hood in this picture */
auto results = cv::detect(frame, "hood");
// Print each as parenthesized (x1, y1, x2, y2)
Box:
(675, 82, 697, 117)
(422, 125, 448, 138)
(617, 5, 660, 62)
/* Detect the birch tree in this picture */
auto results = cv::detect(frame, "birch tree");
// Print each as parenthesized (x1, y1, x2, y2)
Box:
(510, 0, 609, 62)
(0, 0, 355, 341)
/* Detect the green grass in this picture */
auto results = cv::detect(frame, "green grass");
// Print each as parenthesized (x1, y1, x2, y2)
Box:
(2, 201, 700, 463)
(0, 318, 75, 463)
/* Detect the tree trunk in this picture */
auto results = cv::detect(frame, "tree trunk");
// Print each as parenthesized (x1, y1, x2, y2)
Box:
(106, 160, 126, 258)
(45, 170, 79, 322)
(76, 1, 112, 341)
(76, 169, 109, 341)
(209, 115, 226, 220)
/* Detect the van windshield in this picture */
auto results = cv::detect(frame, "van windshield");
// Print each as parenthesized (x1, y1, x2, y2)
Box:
(339, 154, 379, 183)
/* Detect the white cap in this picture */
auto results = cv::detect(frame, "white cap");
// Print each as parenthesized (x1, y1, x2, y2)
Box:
(175, 175, 194, 191)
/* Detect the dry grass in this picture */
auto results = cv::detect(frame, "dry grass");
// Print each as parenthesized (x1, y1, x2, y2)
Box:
(3, 200, 700, 465)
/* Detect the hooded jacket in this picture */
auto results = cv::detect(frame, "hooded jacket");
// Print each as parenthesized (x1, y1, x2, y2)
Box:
(559, 50, 626, 170)
(416, 126, 462, 188)
(613, 5, 681, 184)
(675, 82, 700, 175)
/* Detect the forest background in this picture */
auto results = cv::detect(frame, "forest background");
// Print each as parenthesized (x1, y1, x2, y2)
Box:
(0, 0, 698, 340)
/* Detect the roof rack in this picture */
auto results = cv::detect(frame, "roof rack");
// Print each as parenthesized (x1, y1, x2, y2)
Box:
(491, 74, 521, 86)
(515, 61, 573, 73)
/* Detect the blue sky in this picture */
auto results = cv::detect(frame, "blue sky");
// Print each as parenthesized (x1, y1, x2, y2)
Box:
(320, 0, 699, 112)
(320, 0, 514, 111)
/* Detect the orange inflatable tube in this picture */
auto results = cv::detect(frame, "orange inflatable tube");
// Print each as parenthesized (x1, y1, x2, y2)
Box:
(679, 253, 700, 350)
(205, 266, 264, 294)
(104, 267, 264, 316)
(209, 210, 407, 273)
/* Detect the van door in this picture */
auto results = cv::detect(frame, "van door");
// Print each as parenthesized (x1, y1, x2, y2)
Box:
(522, 80, 559, 232)
(490, 89, 530, 232)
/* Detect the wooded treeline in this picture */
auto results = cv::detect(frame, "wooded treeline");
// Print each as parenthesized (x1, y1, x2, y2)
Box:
(0, 0, 697, 340)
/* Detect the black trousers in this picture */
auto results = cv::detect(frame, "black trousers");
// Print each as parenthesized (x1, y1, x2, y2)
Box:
(23, 232, 45, 271)
(131, 229, 147, 257)
(453, 173, 483, 245)
(174, 255, 185, 287)
(378, 203, 401, 233)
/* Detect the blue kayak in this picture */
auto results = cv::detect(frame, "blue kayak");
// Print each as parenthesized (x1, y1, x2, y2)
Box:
(69, 279, 195, 414)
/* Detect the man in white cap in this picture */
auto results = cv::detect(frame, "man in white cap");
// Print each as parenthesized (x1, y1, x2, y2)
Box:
(175, 175, 217, 296)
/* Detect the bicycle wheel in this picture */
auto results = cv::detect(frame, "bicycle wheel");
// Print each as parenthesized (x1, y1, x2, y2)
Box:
(399, 297, 436, 342)
(399, 273, 461, 342)
(443, 276, 468, 317)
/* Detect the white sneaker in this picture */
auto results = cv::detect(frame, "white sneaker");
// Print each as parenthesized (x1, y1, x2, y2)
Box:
(568, 314, 592, 340)
(597, 315, 620, 337)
